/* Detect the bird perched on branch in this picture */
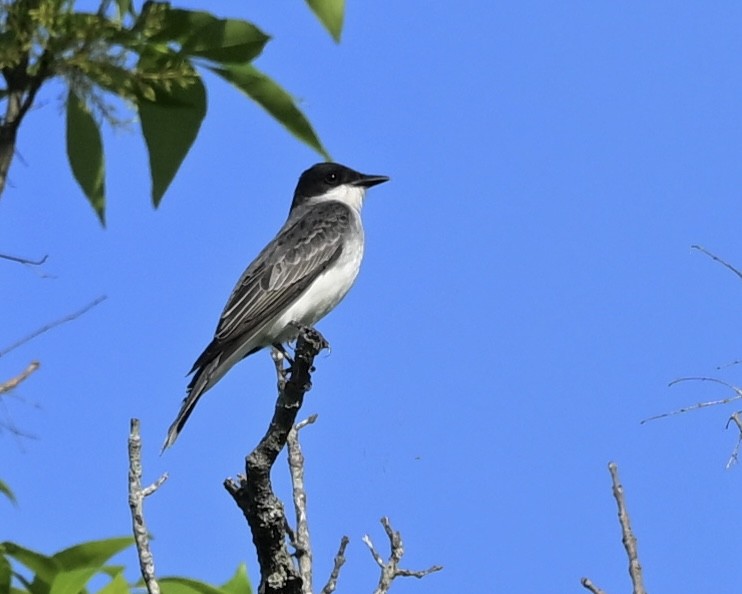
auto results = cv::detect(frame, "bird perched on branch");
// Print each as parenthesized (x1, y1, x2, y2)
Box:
(163, 162, 389, 450)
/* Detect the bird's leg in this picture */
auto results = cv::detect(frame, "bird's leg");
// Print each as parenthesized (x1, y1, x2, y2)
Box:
(270, 345, 291, 389)
(272, 342, 295, 366)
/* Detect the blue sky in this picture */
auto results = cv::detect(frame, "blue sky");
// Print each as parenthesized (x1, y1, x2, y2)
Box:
(3, 1, 742, 592)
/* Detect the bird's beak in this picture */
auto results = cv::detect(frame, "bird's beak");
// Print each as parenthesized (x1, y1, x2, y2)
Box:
(353, 173, 390, 188)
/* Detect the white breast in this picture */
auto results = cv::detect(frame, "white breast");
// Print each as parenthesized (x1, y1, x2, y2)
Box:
(266, 224, 365, 344)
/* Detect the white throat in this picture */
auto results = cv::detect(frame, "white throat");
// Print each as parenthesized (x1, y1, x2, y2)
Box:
(307, 184, 366, 213)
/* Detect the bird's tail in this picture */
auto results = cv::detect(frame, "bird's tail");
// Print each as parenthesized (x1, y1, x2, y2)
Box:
(161, 360, 218, 452)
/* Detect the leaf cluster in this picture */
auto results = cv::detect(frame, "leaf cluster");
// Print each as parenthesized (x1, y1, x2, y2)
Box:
(0, 0, 340, 223)
(0, 536, 254, 594)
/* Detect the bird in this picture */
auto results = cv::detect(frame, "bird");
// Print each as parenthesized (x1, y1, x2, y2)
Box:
(163, 162, 390, 450)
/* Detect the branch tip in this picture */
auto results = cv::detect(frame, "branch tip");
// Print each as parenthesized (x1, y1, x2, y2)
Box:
(364, 517, 442, 594)
(127, 418, 163, 594)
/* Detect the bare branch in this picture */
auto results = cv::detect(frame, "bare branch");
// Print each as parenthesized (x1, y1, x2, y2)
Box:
(0, 360, 39, 395)
(128, 418, 168, 594)
(691, 244, 742, 282)
(225, 327, 328, 594)
(0, 252, 48, 266)
(0, 295, 107, 358)
(580, 577, 608, 594)
(287, 414, 318, 594)
(641, 377, 742, 423)
(363, 533, 386, 568)
(320, 536, 349, 594)
(581, 464, 645, 594)
(608, 462, 646, 594)
(725, 412, 742, 469)
(715, 358, 742, 370)
(0, 360, 41, 441)
(363, 517, 442, 594)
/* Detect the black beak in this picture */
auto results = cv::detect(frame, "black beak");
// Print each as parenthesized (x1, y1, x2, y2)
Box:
(353, 173, 390, 188)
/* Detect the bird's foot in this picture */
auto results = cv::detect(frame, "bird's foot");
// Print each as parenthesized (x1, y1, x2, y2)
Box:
(288, 322, 330, 353)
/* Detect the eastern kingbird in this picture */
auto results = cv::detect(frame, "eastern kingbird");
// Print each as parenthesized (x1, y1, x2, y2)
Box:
(163, 162, 389, 450)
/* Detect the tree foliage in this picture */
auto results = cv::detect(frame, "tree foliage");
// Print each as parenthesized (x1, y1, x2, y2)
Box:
(0, 0, 341, 223)
(0, 536, 254, 594)
(2, 1, 353, 592)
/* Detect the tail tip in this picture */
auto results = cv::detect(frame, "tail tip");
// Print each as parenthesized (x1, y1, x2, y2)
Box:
(160, 428, 178, 454)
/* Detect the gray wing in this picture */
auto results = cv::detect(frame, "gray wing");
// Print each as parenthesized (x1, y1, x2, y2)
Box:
(190, 201, 352, 371)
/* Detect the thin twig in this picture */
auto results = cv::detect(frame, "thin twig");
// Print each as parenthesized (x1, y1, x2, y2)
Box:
(0, 252, 48, 266)
(287, 414, 318, 594)
(0, 360, 39, 395)
(691, 244, 742, 282)
(641, 377, 742, 423)
(128, 418, 168, 594)
(580, 577, 608, 594)
(320, 537, 350, 594)
(608, 462, 646, 594)
(362, 517, 442, 594)
(0, 361, 41, 441)
(715, 359, 742, 370)
(0, 295, 107, 358)
(725, 412, 742, 469)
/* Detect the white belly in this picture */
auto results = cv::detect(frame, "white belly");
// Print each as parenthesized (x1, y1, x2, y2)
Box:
(264, 236, 364, 344)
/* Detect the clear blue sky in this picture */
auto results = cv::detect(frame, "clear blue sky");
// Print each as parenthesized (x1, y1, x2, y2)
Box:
(3, 2, 742, 592)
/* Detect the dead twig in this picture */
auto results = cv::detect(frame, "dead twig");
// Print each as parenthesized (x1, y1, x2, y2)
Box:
(128, 418, 168, 594)
(725, 412, 742, 469)
(641, 377, 742, 424)
(0, 361, 41, 441)
(0, 360, 39, 395)
(362, 517, 442, 594)
(0, 295, 107, 358)
(580, 577, 608, 594)
(610, 462, 645, 594)
(581, 463, 645, 594)
(691, 244, 742, 282)
(320, 537, 350, 594)
(0, 252, 48, 266)
(287, 414, 319, 594)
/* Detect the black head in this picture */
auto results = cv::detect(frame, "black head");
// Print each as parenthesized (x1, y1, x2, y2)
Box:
(291, 162, 389, 210)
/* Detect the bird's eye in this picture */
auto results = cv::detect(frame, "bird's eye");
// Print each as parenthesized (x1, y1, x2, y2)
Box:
(324, 172, 338, 184)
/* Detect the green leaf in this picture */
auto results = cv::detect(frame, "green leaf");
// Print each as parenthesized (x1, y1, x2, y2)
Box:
(66, 91, 106, 224)
(0, 555, 11, 594)
(151, 8, 269, 63)
(210, 64, 330, 160)
(115, 0, 134, 20)
(305, 0, 345, 42)
(49, 568, 98, 594)
(159, 578, 225, 594)
(95, 572, 129, 594)
(99, 565, 126, 578)
(1, 542, 60, 582)
(0, 479, 17, 505)
(220, 564, 252, 594)
(182, 17, 269, 64)
(138, 71, 206, 206)
(13, 572, 36, 594)
(52, 537, 133, 571)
